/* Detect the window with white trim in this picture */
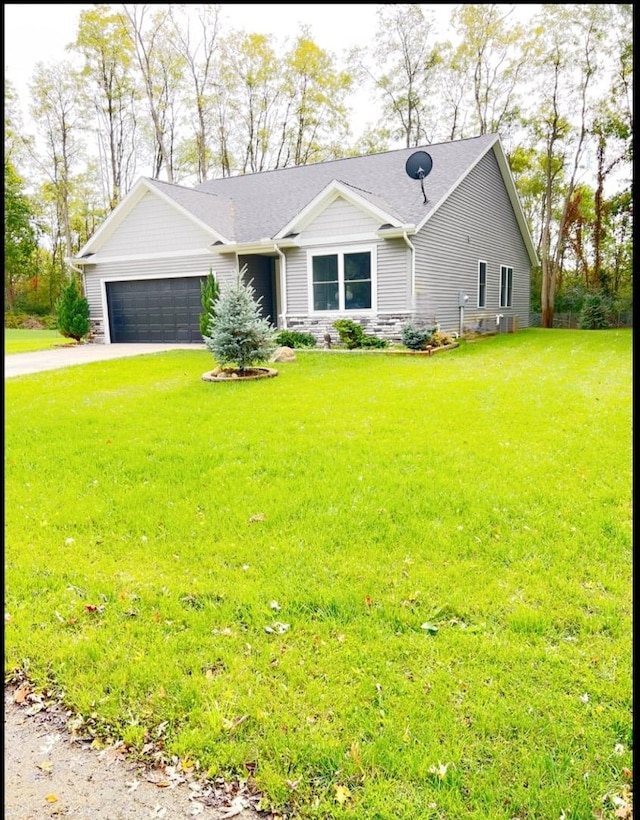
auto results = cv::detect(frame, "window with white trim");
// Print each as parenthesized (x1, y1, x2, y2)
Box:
(478, 260, 487, 308)
(310, 249, 373, 311)
(500, 265, 513, 307)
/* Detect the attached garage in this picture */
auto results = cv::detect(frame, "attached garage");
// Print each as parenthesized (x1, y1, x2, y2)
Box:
(106, 277, 204, 343)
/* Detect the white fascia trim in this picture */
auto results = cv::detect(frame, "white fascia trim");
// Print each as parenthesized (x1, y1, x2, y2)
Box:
(491, 143, 540, 267)
(212, 239, 299, 255)
(100, 271, 207, 283)
(298, 231, 383, 248)
(79, 248, 216, 265)
(275, 180, 402, 239)
(376, 225, 417, 239)
(75, 177, 228, 258)
(76, 178, 150, 257)
(414, 136, 539, 268)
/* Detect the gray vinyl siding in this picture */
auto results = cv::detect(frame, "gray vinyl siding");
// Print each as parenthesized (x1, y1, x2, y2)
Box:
(413, 149, 531, 334)
(282, 247, 308, 313)
(377, 238, 411, 312)
(98, 191, 214, 257)
(300, 197, 379, 238)
(84, 253, 237, 320)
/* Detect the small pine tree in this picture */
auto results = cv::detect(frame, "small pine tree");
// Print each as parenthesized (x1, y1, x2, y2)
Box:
(200, 269, 219, 338)
(203, 267, 275, 372)
(55, 277, 90, 342)
(579, 290, 611, 329)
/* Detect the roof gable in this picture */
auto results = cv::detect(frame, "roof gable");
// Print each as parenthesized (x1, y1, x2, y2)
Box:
(274, 180, 402, 239)
(75, 178, 231, 259)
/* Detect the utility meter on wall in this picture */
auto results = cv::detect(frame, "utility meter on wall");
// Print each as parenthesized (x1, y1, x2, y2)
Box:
(458, 291, 469, 307)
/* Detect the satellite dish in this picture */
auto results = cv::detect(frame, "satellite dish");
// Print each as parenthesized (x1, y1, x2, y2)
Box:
(405, 151, 433, 203)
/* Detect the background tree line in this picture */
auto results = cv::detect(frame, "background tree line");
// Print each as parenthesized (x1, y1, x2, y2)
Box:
(4, 3, 632, 328)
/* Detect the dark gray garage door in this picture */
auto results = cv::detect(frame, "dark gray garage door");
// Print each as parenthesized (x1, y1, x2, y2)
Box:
(107, 277, 204, 343)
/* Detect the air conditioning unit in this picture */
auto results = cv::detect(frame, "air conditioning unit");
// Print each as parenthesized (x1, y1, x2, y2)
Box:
(501, 315, 519, 333)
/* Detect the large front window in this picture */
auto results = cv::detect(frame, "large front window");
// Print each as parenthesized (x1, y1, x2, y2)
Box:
(311, 250, 372, 311)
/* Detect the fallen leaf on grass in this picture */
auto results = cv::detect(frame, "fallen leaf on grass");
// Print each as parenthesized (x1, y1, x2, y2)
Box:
(334, 785, 351, 804)
(37, 760, 53, 773)
(249, 513, 266, 523)
(222, 714, 249, 731)
(264, 622, 290, 634)
(421, 622, 439, 635)
(428, 762, 449, 779)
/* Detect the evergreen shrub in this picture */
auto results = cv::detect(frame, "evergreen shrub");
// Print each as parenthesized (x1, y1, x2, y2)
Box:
(55, 278, 90, 342)
(200, 269, 220, 338)
(333, 319, 388, 349)
(274, 330, 317, 348)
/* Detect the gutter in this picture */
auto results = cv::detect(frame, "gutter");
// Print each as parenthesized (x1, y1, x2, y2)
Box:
(66, 257, 88, 297)
(212, 238, 299, 255)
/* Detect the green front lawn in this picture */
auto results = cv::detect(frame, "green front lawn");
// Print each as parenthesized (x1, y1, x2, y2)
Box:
(5, 328, 77, 354)
(4, 329, 632, 819)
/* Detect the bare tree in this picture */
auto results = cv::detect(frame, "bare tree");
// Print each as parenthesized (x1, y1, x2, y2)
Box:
(168, 4, 221, 183)
(29, 61, 85, 275)
(73, 5, 138, 209)
(448, 4, 535, 147)
(531, 4, 608, 327)
(121, 4, 185, 181)
(362, 4, 441, 147)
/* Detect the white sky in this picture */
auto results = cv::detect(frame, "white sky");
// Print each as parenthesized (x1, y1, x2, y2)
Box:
(3, 3, 459, 138)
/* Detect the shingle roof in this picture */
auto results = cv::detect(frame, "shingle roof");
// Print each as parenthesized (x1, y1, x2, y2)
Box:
(76, 133, 537, 266)
(145, 178, 236, 241)
(162, 134, 499, 244)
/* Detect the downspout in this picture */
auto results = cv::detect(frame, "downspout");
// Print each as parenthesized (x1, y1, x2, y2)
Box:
(67, 258, 88, 298)
(274, 244, 288, 330)
(67, 258, 84, 280)
(401, 232, 416, 313)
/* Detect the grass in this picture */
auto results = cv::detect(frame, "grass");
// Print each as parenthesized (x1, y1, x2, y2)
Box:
(4, 329, 632, 819)
(5, 328, 77, 353)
